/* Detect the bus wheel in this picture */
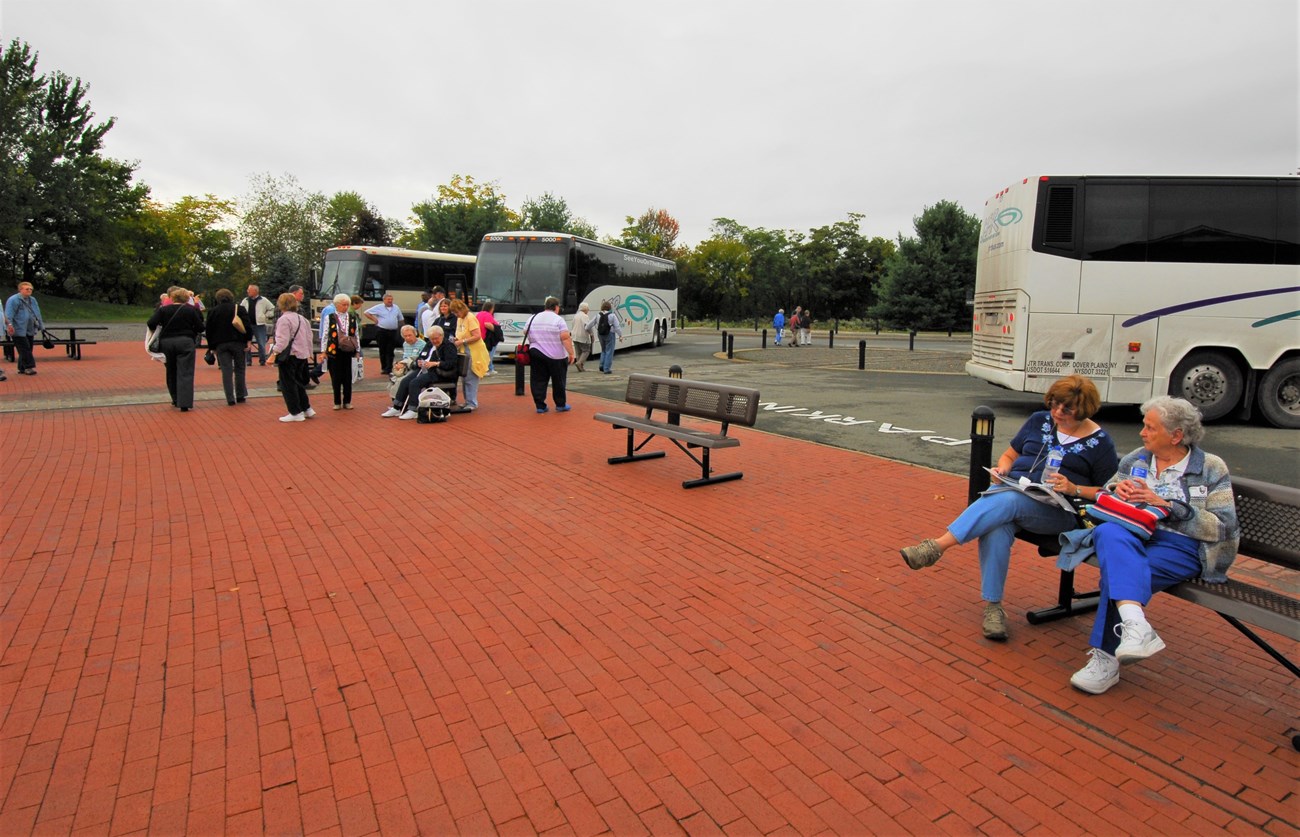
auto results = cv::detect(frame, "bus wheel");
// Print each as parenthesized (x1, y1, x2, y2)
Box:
(1257, 358, 1300, 429)
(653, 322, 663, 347)
(1170, 350, 1243, 422)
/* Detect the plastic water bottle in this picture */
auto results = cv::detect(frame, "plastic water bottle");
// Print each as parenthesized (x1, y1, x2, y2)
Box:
(1042, 446, 1064, 482)
(1128, 455, 1149, 486)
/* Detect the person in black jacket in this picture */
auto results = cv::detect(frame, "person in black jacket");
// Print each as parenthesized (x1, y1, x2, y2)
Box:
(146, 287, 207, 411)
(382, 325, 458, 419)
(205, 288, 254, 405)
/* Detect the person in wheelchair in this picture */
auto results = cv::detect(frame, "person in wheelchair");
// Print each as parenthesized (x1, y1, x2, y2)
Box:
(382, 325, 457, 419)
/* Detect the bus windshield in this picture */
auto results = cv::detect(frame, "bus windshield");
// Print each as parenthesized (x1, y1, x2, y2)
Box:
(475, 239, 567, 306)
(319, 252, 366, 299)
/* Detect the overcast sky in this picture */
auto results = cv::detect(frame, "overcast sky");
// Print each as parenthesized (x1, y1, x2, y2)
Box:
(5, 0, 1297, 247)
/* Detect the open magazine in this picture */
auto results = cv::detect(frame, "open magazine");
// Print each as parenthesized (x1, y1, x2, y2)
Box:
(981, 467, 1077, 513)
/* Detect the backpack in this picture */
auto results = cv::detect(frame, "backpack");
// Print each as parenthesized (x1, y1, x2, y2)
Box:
(597, 311, 611, 336)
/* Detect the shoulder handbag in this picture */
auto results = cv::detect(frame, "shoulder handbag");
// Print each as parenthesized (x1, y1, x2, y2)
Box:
(40, 328, 56, 350)
(335, 313, 358, 353)
(231, 304, 247, 334)
(514, 315, 536, 366)
(147, 307, 180, 353)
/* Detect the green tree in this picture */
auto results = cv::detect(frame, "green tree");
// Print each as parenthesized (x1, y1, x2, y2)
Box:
(403, 174, 517, 254)
(324, 190, 392, 246)
(236, 172, 331, 287)
(0, 38, 149, 299)
(139, 196, 240, 300)
(873, 200, 980, 333)
(682, 221, 751, 319)
(611, 207, 683, 258)
(517, 192, 596, 238)
(794, 214, 896, 321)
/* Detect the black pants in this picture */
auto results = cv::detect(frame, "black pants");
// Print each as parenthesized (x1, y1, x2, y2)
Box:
(376, 328, 400, 374)
(13, 334, 35, 372)
(279, 356, 310, 416)
(327, 351, 355, 406)
(394, 367, 456, 409)
(216, 341, 248, 403)
(160, 336, 197, 409)
(528, 349, 569, 409)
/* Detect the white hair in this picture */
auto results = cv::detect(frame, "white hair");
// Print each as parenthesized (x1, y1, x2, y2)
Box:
(579, 303, 590, 312)
(425, 325, 443, 340)
(333, 293, 350, 307)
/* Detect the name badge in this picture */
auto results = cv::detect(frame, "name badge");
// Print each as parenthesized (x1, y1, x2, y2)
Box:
(1190, 485, 1208, 498)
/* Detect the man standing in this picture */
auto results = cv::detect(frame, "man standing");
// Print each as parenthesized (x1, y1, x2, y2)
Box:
(528, 296, 576, 413)
(800, 308, 813, 346)
(773, 308, 785, 346)
(240, 284, 276, 365)
(5, 282, 44, 376)
(364, 294, 404, 375)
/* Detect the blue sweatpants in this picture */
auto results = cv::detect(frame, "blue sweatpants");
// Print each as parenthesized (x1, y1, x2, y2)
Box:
(947, 490, 1081, 602)
(1089, 524, 1200, 653)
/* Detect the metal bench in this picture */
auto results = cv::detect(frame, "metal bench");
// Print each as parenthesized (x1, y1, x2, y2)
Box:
(593, 373, 760, 488)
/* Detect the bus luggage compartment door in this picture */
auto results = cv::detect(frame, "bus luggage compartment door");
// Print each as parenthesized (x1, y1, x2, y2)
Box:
(1022, 313, 1114, 392)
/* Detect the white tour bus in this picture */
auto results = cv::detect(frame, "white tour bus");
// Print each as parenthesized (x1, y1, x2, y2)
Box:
(475, 232, 678, 359)
(967, 175, 1300, 428)
(314, 246, 476, 342)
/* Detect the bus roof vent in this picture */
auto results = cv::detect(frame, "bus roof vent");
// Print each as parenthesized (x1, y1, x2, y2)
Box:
(1043, 186, 1075, 246)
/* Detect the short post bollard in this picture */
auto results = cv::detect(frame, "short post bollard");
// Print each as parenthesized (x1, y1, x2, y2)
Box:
(909, 330, 917, 351)
(829, 330, 834, 349)
(515, 357, 525, 396)
(762, 328, 767, 349)
(721, 330, 728, 353)
(727, 334, 734, 359)
(858, 340, 866, 370)
(968, 406, 996, 505)
(667, 364, 683, 425)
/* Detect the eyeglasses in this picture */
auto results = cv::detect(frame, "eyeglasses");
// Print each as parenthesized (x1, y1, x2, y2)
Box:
(1049, 400, 1077, 416)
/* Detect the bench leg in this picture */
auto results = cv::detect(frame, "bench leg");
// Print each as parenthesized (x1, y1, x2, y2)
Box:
(1216, 612, 1300, 679)
(607, 427, 666, 465)
(1025, 570, 1101, 624)
(679, 445, 742, 489)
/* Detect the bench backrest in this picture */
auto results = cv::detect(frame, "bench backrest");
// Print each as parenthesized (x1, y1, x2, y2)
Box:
(1233, 476, 1300, 572)
(624, 374, 760, 428)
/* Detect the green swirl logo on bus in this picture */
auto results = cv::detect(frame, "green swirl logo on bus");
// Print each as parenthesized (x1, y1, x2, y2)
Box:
(996, 208, 1023, 226)
(619, 294, 654, 323)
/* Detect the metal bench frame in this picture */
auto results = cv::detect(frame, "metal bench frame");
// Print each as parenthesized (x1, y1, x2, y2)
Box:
(594, 373, 760, 488)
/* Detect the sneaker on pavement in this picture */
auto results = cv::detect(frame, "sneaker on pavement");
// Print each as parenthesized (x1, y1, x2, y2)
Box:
(982, 602, 1008, 641)
(1070, 648, 1120, 694)
(398, 410, 418, 420)
(381, 407, 401, 417)
(279, 413, 305, 423)
(900, 539, 943, 570)
(304, 407, 316, 418)
(1114, 620, 1165, 663)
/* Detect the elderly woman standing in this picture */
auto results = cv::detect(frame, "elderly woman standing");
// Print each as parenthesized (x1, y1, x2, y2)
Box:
(269, 293, 315, 422)
(317, 293, 360, 410)
(450, 299, 490, 411)
(204, 288, 253, 405)
(146, 287, 206, 411)
(1070, 396, 1239, 695)
(899, 375, 1119, 641)
(571, 302, 595, 372)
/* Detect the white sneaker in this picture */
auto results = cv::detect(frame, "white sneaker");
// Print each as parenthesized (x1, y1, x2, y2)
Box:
(278, 413, 305, 423)
(398, 410, 418, 420)
(303, 407, 317, 418)
(1070, 648, 1120, 694)
(1114, 620, 1166, 663)
(381, 407, 401, 417)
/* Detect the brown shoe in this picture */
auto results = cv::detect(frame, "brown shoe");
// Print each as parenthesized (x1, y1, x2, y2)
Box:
(982, 602, 1008, 641)
(900, 539, 943, 570)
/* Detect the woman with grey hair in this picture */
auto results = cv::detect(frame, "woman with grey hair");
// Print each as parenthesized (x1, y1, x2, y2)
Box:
(571, 302, 594, 372)
(318, 293, 359, 410)
(1070, 396, 1239, 695)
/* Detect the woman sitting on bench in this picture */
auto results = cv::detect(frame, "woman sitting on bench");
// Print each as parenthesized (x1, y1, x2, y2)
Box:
(899, 375, 1119, 642)
(1069, 396, 1239, 695)
(382, 325, 457, 420)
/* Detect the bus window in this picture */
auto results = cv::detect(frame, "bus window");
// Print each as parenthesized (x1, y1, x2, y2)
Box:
(1150, 181, 1276, 264)
(1083, 182, 1147, 261)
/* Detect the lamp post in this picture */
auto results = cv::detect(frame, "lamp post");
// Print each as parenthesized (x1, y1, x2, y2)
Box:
(968, 406, 996, 505)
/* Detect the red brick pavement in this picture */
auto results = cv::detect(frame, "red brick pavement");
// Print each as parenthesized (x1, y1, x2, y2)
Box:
(1, 344, 1297, 834)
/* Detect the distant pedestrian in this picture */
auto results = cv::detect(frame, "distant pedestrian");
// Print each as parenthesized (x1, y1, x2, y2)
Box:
(788, 306, 802, 347)
(205, 288, 253, 406)
(240, 284, 276, 366)
(5, 281, 44, 376)
(773, 308, 785, 346)
(527, 296, 576, 413)
(571, 302, 595, 372)
(800, 309, 813, 346)
(145, 287, 206, 411)
(587, 300, 623, 374)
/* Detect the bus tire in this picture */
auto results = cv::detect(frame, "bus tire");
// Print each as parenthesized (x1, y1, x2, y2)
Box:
(1170, 350, 1243, 422)
(653, 322, 663, 347)
(1256, 357, 1300, 429)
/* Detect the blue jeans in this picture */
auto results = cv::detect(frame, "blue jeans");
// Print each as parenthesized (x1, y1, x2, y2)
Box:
(250, 324, 268, 364)
(947, 490, 1081, 602)
(599, 337, 615, 372)
(462, 369, 482, 409)
(1090, 525, 1200, 653)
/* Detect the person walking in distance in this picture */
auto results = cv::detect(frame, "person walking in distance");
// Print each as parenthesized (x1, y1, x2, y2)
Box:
(773, 308, 785, 346)
(789, 306, 802, 347)
(586, 300, 623, 374)
(571, 302, 595, 372)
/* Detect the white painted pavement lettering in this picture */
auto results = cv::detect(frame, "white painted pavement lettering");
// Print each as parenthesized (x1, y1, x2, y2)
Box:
(758, 402, 970, 447)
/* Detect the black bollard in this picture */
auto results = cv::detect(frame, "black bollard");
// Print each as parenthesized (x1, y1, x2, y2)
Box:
(762, 328, 767, 349)
(721, 330, 728, 352)
(909, 330, 917, 351)
(727, 334, 734, 359)
(829, 331, 834, 349)
(968, 406, 996, 505)
(858, 340, 866, 370)
(515, 357, 526, 396)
